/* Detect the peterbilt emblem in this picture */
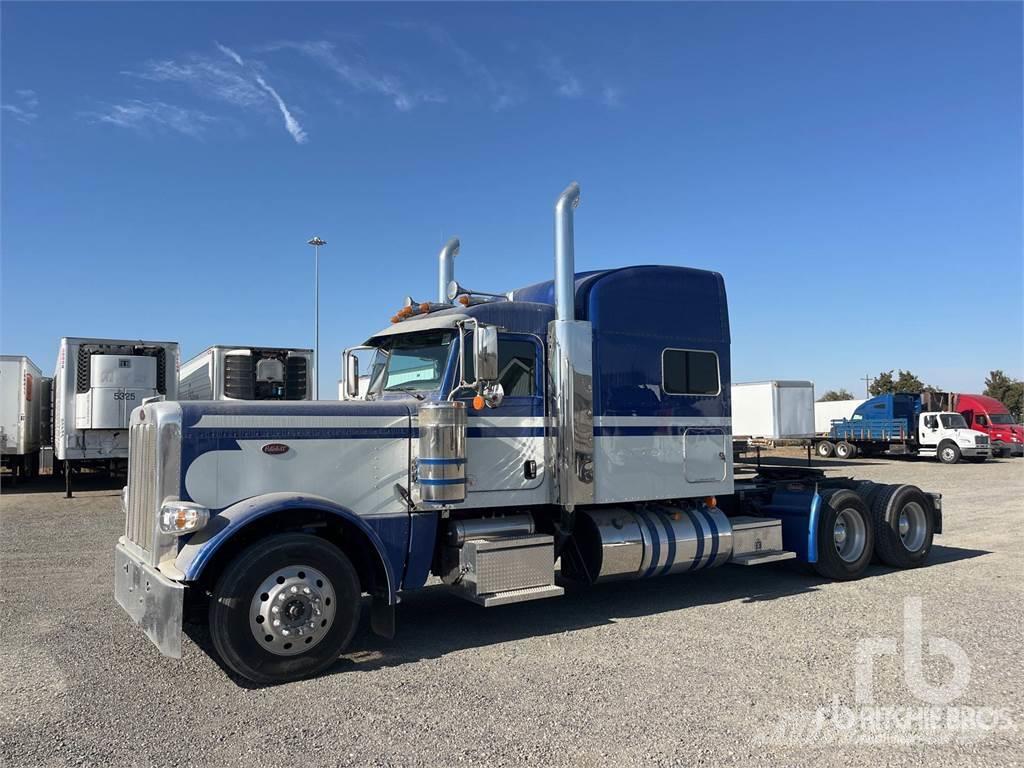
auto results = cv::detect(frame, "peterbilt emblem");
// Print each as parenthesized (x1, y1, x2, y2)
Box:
(262, 443, 290, 455)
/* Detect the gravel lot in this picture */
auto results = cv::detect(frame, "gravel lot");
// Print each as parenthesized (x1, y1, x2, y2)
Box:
(2, 454, 1022, 767)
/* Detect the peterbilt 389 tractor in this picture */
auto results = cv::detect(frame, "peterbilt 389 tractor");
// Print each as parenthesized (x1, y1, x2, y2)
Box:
(115, 183, 942, 684)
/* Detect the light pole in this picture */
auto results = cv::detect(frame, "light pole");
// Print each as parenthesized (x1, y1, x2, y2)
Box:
(307, 236, 326, 399)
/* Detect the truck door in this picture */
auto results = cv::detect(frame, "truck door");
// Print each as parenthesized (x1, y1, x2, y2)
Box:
(919, 414, 939, 447)
(459, 333, 547, 498)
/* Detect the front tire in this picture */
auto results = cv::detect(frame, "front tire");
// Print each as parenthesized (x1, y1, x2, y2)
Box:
(209, 533, 361, 685)
(814, 489, 874, 580)
(938, 442, 961, 464)
(870, 484, 934, 569)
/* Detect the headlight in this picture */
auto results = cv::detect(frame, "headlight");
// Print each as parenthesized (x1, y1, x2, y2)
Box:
(159, 501, 210, 536)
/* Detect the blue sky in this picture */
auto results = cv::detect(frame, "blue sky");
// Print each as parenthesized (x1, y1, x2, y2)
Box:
(2, 2, 1021, 397)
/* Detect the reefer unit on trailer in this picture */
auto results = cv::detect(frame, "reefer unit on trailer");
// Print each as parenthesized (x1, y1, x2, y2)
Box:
(0, 355, 43, 479)
(731, 381, 815, 439)
(178, 346, 312, 401)
(814, 398, 866, 434)
(115, 183, 944, 685)
(54, 338, 179, 470)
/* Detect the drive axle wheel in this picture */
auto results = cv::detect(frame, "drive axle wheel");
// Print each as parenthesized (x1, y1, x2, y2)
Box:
(813, 489, 874, 581)
(834, 441, 856, 460)
(209, 533, 360, 685)
(870, 484, 934, 568)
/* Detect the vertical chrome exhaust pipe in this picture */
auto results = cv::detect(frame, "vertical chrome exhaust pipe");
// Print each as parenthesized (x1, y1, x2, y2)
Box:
(554, 182, 581, 322)
(438, 237, 460, 305)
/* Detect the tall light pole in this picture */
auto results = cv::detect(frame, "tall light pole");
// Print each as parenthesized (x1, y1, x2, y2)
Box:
(307, 236, 326, 399)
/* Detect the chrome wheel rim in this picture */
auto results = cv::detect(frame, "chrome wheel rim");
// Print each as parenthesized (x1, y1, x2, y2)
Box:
(833, 508, 867, 563)
(249, 565, 336, 656)
(899, 501, 928, 552)
(941, 447, 956, 462)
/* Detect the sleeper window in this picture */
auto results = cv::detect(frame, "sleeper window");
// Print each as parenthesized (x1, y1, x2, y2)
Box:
(662, 349, 720, 396)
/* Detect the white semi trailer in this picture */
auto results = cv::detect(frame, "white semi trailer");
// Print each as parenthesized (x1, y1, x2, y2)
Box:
(55, 337, 179, 496)
(0, 355, 43, 482)
(179, 346, 312, 401)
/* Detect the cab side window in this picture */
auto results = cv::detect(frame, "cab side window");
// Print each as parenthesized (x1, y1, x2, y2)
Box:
(461, 336, 539, 398)
(976, 415, 988, 427)
(924, 415, 938, 429)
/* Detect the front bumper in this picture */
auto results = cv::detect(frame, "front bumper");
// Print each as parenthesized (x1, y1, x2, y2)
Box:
(960, 446, 991, 458)
(114, 542, 184, 658)
(993, 442, 1024, 457)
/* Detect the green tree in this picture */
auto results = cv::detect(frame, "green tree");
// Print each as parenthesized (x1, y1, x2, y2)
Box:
(869, 369, 928, 396)
(819, 388, 855, 402)
(984, 370, 1024, 422)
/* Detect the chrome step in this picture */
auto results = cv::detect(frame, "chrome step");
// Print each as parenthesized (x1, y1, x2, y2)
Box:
(730, 550, 797, 566)
(461, 583, 566, 607)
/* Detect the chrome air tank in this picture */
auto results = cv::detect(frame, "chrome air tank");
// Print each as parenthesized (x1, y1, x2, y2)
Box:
(563, 504, 733, 583)
(418, 401, 467, 505)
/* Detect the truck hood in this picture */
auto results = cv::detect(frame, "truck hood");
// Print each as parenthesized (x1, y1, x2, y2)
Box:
(178, 399, 416, 427)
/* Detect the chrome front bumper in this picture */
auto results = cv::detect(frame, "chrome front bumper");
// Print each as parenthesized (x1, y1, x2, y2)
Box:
(114, 541, 184, 658)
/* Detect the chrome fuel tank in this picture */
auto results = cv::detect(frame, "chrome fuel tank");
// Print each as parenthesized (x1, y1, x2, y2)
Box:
(564, 505, 733, 583)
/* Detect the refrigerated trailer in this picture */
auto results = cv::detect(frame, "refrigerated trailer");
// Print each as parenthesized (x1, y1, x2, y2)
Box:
(178, 346, 312, 401)
(115, 183, 944, 684)
(0, 355, 43, 481)
(55, 337, 179, 495)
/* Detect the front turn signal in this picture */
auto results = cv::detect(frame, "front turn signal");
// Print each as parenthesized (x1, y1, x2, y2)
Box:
(159, 501, 210, 536)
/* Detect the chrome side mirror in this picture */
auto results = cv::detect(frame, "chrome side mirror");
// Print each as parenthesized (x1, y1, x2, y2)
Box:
(474, 326, 499, 383)
(343, 348, 369, 400)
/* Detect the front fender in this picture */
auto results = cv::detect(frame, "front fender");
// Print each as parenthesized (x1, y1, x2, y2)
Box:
(174, 492, 400, 603)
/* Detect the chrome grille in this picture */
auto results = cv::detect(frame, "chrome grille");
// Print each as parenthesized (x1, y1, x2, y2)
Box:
(125, 421, 157, 555)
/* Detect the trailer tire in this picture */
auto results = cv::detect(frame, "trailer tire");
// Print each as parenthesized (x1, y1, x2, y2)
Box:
(209, 533, 361, 685)
(834, 441, 855, 460)
(813, 489, 874, 581)
(937, 441, 961, 465)
(870, 484, 934, 569)
(816, 441, 835, 458)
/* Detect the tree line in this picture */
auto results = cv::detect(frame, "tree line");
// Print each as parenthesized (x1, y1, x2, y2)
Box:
(818, 370, 1023, 421)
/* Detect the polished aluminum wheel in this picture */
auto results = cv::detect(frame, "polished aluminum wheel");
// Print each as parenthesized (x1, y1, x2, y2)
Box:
(898, 501, 928, 552)
(833, 507, 867, 563)
(249, 565, 337, 656)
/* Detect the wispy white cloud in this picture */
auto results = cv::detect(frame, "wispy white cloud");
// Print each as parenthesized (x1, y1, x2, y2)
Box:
(409, 23, 523, 111)
(122, 44, 308, 144)
(540, 55, 583, 99)
(84, 100, 217, 137)
(2, 89, 39, 123)
(215, 43, 308, 144)
(601, 85, 623, 109)
(267, 40, 433, 112)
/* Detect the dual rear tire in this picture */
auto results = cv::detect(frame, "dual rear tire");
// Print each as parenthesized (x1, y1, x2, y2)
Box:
(813, 483, 935, 580)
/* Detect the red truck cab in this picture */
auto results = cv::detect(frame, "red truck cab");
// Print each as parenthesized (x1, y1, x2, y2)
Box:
(954, 394, 1023, 457)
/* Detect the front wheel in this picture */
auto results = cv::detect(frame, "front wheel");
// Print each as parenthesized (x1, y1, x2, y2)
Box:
(938, 442, 961, 465)
(813, 489, 874, 580)
(209, 533, 361, 685)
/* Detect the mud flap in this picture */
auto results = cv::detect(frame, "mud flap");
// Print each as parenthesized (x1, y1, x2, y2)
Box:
(370, 595, 395, 640)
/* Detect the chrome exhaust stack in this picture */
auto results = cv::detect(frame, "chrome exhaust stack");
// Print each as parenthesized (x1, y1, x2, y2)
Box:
(554, 183, 581, 322)
(548, 182, 594, 513)
(438, 237, 460, 305)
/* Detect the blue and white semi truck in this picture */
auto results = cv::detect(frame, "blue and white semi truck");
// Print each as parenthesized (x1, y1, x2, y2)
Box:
(115, 183, 943, 684)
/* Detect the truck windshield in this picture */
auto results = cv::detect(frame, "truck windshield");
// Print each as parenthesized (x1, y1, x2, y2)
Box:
(990, 413, 1016, 425)
(939, 414, 968, 429)
(368, 331, 454, 395)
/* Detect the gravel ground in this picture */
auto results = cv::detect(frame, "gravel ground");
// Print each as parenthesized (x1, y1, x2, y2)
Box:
(1, 455, 1022, 767)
